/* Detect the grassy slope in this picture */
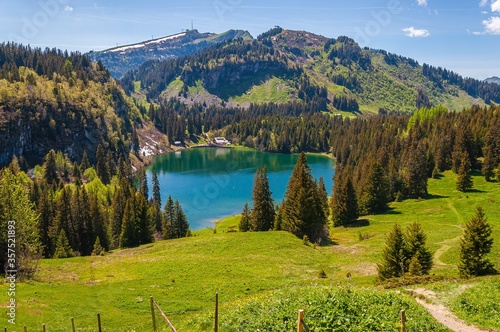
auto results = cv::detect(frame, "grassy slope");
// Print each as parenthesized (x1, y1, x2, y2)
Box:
(4, 172, 500, 331)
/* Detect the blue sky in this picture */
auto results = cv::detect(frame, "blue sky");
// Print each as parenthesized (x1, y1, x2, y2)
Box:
(1, 0, 499, 79)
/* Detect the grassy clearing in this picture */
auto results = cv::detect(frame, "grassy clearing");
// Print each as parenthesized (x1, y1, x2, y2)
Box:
(3, 172, 500, 330)
(230, 76, 295, 104)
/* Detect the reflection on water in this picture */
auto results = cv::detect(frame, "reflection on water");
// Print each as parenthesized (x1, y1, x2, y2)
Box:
(147, 148, 334, 230)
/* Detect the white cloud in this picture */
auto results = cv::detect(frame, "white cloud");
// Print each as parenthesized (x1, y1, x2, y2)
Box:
(64, 5, 74, 13)
(492, 0, 500, 12)
(402, 27, 431, 38)
(483, 16, 500, 33)
(417, 0, 427, 6)
(479, 0, 488, 7)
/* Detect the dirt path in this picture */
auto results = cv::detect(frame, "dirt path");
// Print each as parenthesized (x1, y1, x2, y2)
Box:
(433, 200, 464, 266)
(410, 288, 490, 332)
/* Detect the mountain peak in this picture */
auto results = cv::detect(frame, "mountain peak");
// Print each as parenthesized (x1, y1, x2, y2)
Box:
(87, 29, 251, 78)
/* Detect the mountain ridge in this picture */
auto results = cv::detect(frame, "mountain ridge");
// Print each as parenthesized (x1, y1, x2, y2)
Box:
(121, 27, 500, 114)
(88, 29, 252, 78)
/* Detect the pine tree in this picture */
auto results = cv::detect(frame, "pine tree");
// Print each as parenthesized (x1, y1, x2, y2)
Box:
(458, 206, 495, 277)
(482, 146, 495, 182)
(120, 197, 138, 248)
(43, 149, 58, 184)
(456, 151, 473, 192)
(37, 189, 53, 258)
(110, 177, 131, 249)
(360, 162, 390, 214)
(138, 168, 149, 201)
(135, 192, 152, 244)
(281, 153, 327, 241)
(377, 224, 407, 280)
(250, 166, 275, 231)
(89, 193, 109, 251)
(80, 149, 90, 171)
(404, 222, 433, 275)
(152, 170, 161, 207)
(404, 142, 428, 198)
(173, 200, 189, 238)
(317, 177, 329, 218)
(92, 237, 104, 256)
(53, 230, 74, 258)
(96, 144, 110, 184)
(331, 167, 358, 227)
(239, 202, 251, 232)
(162, 195, 175, 239)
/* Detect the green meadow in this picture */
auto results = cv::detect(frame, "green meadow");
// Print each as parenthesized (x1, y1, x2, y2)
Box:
(3, 171, 499, 331)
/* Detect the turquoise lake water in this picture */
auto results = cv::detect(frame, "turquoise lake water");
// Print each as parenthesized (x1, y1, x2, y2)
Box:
(147, 148, 334, 230)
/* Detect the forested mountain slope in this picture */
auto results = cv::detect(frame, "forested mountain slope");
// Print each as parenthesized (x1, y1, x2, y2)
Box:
(122, 27, 500, 114)
(88, 29, 252, 79)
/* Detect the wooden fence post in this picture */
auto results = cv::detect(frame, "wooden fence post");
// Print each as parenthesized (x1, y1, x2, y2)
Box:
(297, 309, 304, 332)
(214, 293, 219, 332)
(400, 309, 406, 332)
(42, 324, 46, 332)
(71, 317, 75, 332)
(23, 326, 27, 332)
(150, 296, 157, 332)
(97, 313, 102, 332)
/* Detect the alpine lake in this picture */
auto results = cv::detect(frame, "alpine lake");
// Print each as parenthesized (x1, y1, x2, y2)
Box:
(147, 147, 335, 230)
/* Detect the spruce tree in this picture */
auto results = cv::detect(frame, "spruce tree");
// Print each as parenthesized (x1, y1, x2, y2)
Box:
(173, 200, 189, 238)
(138, 169, 149, 201)
(239, 202, 251, 232)
(360, 162, 390, 214)
(377, 224, 407, 280)
(331, 167, 358, 227)
(151, 170, 162, 233)
(456, 151, 473, 192)
(282, 153, 327, 241)
(120, 197, 138, 248)
(80, 149, 90, 171)
(92, 237, 104, 256)
(53, 230, 74, 258)
(458, 206, 495, 277)
(135, 192, 152, 244)
(43, 149, 58, 184)
(317, 176, 329, 218)
(162, 195, 175, 239)
(110, 177, 130, 249)
(96, 144, 110, 184)
(250, 166, 275, 231)
(152, 170, 161, 207)
(404, 142, 428, 198)
(404, 222, 433, 276)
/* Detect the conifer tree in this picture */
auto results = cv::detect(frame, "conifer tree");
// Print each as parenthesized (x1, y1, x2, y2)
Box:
(317, 176, 329, 218)
(152, 170, 161, 207)
(92, 237, 104, 256)
(404, 142, 428, 198)
(481, 146, 495, 182)
(96, 144, 110, 184)
(151, 170, 162, 233)
(110, 177, 131, 249)
(282, 153, 327, 241)
(360, 162, 390, 214)
(162, 195, 175, 239)
(458, 206, 495, 277)
(404, 222, 433, 276)
(456, 151, 473, 192)
(43, 149, 58, 184)
(89, 193, 109, 251)
(135, 192, 152, 244)
(53, 230, 74, 258)
(239, 202, 251, 232)
(250, 166, 275, 231)
(138, 168, 149, 201)
(173, 200, 189, 238)
(378, 224, 406, 280)
(80, 149, 90, 171)
(331, 167, 358, 227)
(120, 197, 138, 248)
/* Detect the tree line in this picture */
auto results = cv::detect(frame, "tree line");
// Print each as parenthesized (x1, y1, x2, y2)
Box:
(0, 147, 190, 276)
